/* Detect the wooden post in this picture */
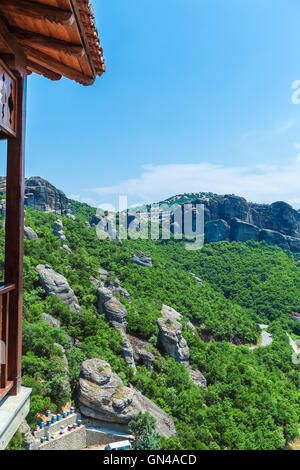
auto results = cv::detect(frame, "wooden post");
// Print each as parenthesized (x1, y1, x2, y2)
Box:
(5, 75, 26, 396)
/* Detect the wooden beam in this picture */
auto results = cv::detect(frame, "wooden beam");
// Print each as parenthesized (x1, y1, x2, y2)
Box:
(23, 45, 94, 85)
(0, 54, 28, 77)
(0, 17, 27, 70)
(26, 59, 61, 81)
(5, 75, 26, 396)
(13, 28, 84, 57)
(0, 0, 75, 27)
(69, 0, 96, 77)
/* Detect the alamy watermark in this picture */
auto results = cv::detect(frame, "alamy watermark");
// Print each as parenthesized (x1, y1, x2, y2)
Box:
(94, 198, 204, 251)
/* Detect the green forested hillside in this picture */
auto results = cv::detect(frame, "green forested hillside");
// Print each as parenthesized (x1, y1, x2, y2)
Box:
(131, 239, 300, 334)
(7, 204, 300, 450)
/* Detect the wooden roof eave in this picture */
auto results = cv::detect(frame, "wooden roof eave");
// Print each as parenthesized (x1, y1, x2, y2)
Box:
(0, 0, 105, 86)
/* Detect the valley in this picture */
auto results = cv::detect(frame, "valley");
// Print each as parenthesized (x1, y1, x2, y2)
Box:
(4, 178, 300, 450)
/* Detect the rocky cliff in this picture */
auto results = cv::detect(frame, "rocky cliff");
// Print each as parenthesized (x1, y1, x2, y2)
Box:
(0, 176, 71, 215)
(178, 194, 300, 252)
(78, 358, 177, 438)
(157, 305, 207, 388)
(36, 264, 81, 313)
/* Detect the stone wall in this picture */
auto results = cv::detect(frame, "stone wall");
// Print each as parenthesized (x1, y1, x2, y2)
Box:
(86, 428, 133, 447)
(34, 412, 80, 439)
(39, 426, 86, 451)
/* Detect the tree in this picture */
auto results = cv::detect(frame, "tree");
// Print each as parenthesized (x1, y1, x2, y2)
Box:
(129, 412, 161, 450)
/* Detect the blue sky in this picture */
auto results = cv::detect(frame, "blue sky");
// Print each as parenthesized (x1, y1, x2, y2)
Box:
(13, 0, 300, 208)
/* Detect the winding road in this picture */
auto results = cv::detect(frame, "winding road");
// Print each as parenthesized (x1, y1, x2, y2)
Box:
(250, 324, 273, 350)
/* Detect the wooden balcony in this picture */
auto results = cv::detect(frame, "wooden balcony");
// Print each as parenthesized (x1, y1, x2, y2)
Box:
(0, 283, 16, 402)
(0, 283, 31, 450)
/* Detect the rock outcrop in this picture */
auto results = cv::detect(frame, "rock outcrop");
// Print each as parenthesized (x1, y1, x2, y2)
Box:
(53, 218, 71, 252)
(187, 368, 207, 388)
(24, 226, 38, 241)
(42, 312, 61, 329)
(98, 287, 127, 331)
(91, 214, 121, 242)
(230, 218, 260, 243)
(153, 193, 300, 252)
(65, 212, 76, 221)
(91, 269, 131, 303)
(157, 305, 207, 388)
(157, 311, 190, 366)
(161, 305, 195, 334)
(0, 176, 73, 216)
(289, 312, 300, 322)
(97, 287, 136, 372)
(78, 358, 176, 438)
(127, 335, 155, 370)
(205, 219, 230, 243)
(188, 273, 203, 287)
(36, 264, 80, 313)
(202, 195, 300, 250)
(259, 229, 290, 250)
(24, 177, 70, 215)
(105, 279, 131, 304)
(131, 251, 152, 267)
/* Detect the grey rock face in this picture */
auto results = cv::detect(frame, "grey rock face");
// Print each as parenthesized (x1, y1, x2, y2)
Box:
(157, 308, 190, 365)
(89, 275, 102, 288)
(53, 218, 71, 252)
(158, 306, 206, 388)
(187, 193, 300, 251)
(270, 201, 299, 237)
(91, 215, 121, 242)
(24, 226, 38, 241)
(161, 304, 195, 334)
(188, 273, 203, 287)
(91, 269, 131, 304)
(42, 312, 61, 329)
(205, 219, 230, 243)
(230, 218, 260, 243)
(127, 335, 155, 371)
(286, 236, 300, 253)
(98, 287, 127, 332)
(121, 332, 136, 372)
(65, 212, 76, 220)
(259, 229, 290, 250)
(106, 279, 131, 304)
(66, 335, 81, 349)
(19, 421, 38, 450)
(187, 368, 207, 389)
(131, 251, 152, 267)
(78, 359, 176, 438)
(220, 194, 250, 222)
(36, 264, 80, 313)
(24, 177, 70, 215)
(289, 312, 300, 322)
(97, 287, 135, 371)
(98, 268, 108, 281)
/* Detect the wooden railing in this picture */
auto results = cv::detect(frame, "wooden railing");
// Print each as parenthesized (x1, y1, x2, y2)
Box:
(0, 283, 15, 401)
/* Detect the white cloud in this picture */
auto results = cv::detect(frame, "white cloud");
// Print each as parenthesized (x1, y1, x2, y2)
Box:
(92, 158, 300, 208)
(68, 194, 98, 206)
